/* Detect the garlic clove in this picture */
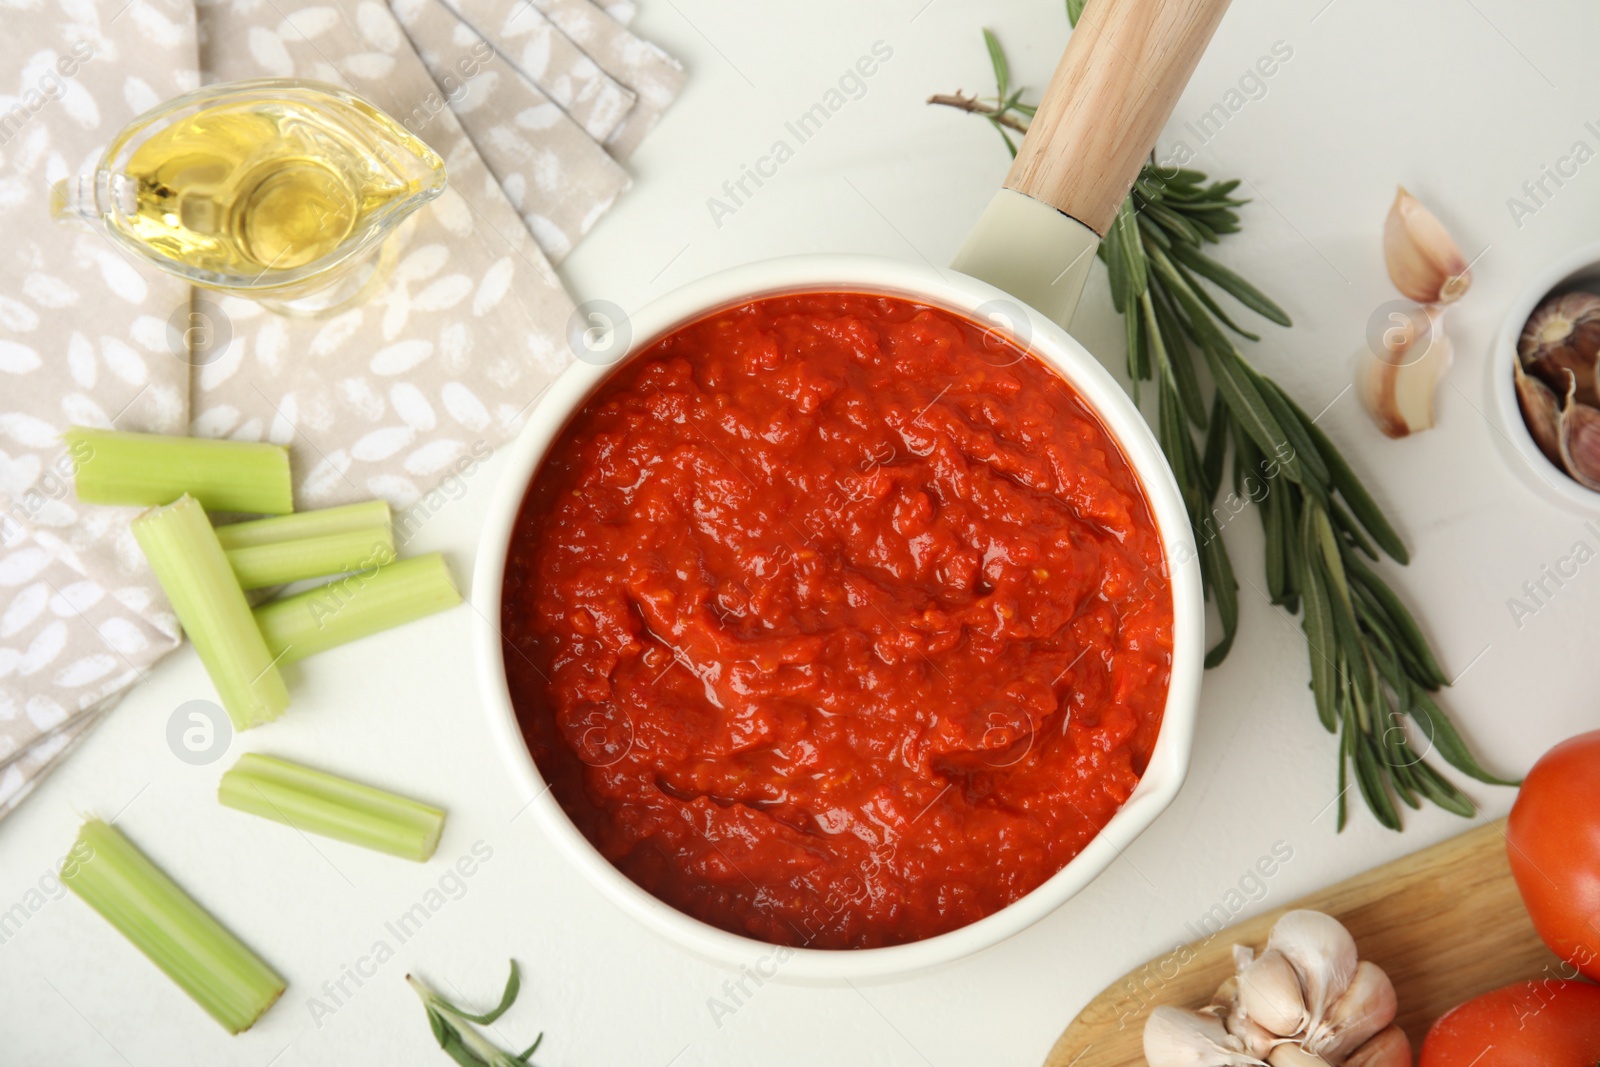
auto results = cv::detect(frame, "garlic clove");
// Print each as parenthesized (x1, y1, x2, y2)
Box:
(1356, 305, 1452, 438)
(1266, 911, 1359, 1037)
(1307, 960, 1397, 1060)
(1143, 1005, 1268, 1067)
(1238, 949, 1309, 1038)
(1340, 1025, 1411, 1067)
(1557, 370, 1600, 492)
(1228, 1013, 1282, 1061)
(1515, 357, 1566, 466)
(1212, 975, 1280, 1060)
(1384, 186, 1470, 305)
(1265, 1044, 1333, 1067)
(1519, 291, 1600, 406)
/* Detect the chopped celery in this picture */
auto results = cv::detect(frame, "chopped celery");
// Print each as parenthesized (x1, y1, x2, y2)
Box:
(66, 427, 292, 515)
(219, 753, 446, 862)
(61, 820, 285, 1034)
(133, 495, 289, 729)
(226, 529, 396, 590)
(253, 553, 460, 664)
(214, 500, 391, 551)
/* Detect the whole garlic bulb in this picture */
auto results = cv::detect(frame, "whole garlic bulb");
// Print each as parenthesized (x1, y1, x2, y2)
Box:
(1141, 911, 1400, 1067)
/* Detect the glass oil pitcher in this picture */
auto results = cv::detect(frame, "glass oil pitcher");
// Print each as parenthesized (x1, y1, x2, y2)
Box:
(52, 79, 447, 317)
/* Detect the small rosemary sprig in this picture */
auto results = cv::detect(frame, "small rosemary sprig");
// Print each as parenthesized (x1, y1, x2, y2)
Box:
(930, 12, 1514, 829)
(407, 961, 545, 1067)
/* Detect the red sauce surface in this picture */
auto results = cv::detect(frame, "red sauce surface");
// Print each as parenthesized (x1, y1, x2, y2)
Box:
(501, 292, 1172, 949)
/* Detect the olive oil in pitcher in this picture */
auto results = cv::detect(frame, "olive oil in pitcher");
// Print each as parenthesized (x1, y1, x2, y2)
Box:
(54, 80, 447, 314)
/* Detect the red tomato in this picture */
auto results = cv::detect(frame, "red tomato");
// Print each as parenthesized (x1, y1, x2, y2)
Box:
(1419, 980, 1600, 1066)
(1505, 729, 1600, 980)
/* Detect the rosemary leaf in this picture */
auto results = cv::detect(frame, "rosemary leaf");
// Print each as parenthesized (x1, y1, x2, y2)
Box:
(1344, 554, 1448, 688)
(1410, 760, 1479, 817)
(1201, 394, 1229, 495)
(1406, 684, 1522, 786)
(1254, 374, 1331, 493)
(1355, 730, 1401, 831)
(1152, 286, 1208, 430)
(1299, 540, 1339, 734)
(1114, 197, 1149, 301)
(1172, 258, 1262, 341)
(1201, 528, 1240, 668)
(451, 961, 521, 1026)
(1169, 243, 1293, 327)
(983, 29, 1009, 98)
(1277, 389, 1410, 564)
(1330, 498, 1379, 561)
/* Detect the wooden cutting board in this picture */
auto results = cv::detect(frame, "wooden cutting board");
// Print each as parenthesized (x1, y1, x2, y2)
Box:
(1043, 819, 1562, 1066)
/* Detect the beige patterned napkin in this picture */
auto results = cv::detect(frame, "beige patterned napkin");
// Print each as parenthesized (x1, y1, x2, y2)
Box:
(0, 0, 682, 816)
(0, 0, 197, 816)
(395, 0, 632, 262)
(439, 0, 685, 157)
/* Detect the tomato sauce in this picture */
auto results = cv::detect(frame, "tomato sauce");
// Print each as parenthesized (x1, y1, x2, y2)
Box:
(501, 292, 1172, 949)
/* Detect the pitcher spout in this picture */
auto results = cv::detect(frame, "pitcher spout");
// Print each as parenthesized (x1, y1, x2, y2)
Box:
(49, 170, 138, 228)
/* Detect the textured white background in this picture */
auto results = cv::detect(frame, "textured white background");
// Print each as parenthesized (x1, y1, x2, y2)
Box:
(3, 0, 1599, 1064)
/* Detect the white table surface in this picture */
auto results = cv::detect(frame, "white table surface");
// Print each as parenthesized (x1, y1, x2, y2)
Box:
(4, 1, 1598, 1063)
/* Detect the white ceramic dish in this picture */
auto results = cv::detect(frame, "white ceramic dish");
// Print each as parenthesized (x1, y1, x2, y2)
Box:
(1490, 238, 1600, 512)
(471, 254, 1206, 979)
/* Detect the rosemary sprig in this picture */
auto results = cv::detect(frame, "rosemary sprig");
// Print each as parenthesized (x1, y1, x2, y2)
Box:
(408, 961, 545, 1067)
(930, 14, 1515, 829)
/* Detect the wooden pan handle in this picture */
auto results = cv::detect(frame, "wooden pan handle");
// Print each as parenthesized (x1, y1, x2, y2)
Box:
(1006, 0, 1233, 236)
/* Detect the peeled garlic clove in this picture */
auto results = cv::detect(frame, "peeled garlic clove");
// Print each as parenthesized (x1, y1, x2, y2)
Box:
(1341, 1025, 1411, 1067)
(1515, 357, 1566, 466)
(1266, 1044, 1333, 1067)
(1356, 305, 1452, 438)
(1307, 960, 1397, 1060)
(1519, 291, 1600, 406)
(1557, 370, 1600, 492)
(1266, 911, 1358, 1036)
(1143, 1005, 1267, 1067)
(1239, 949, 1308, 1038)
(1384, 186, 1470, 305)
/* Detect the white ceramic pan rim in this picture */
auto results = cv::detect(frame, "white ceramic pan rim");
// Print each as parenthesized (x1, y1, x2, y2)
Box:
(471, 254, 1205, 980)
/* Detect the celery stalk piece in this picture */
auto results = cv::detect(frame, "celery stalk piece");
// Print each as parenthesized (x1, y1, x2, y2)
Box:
(213, 500, 392, 551)
(226, 529, 396, 590)
(61, 820, 285, 1034)
(253, 553, 460, 664)
(133, 495, 289, 729)
(65, 427, 292, 514)
(219, 753, 446, 862)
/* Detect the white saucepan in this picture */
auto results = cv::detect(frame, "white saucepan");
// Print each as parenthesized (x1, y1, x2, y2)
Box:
(472, 0, 1229, 979)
